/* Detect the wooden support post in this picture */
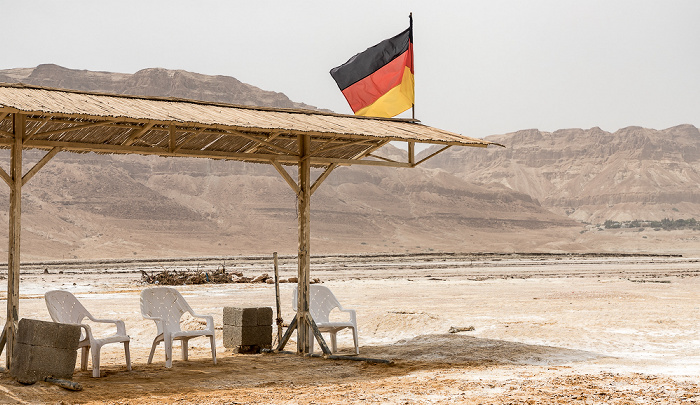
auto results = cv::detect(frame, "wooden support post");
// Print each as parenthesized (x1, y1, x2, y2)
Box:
(297, 134, 311, 355)
(408, 142, 415, 166)
(305, 313, 331, 355)
(276, 314, 297, 351)
(6, 113, 23, 368)
(273, 252, 283, 345)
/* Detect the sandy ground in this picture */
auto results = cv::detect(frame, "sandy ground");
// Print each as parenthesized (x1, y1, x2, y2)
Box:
(0, 253, 699, 404)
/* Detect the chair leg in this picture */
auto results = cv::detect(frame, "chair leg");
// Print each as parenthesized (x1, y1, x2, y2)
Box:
(329, 332, 338, 353)
(164, 333, 173, 368)
(147, 337, 160, 364)
(181, 338, 189, 361)
(352, 327, 359, 355)
(124, 341, 132, 371)
(91, 344, 101, 378)
(81, 346, 89, 371)
(209, 334, 217, 365)
(308, 327, 315, 354)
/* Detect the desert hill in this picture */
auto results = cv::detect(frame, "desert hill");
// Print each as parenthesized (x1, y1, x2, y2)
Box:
(0, 65, 583, 260)
(425, 125, 700, 225)
(0, 64, 322, 110)
(0, 65, 697, 259)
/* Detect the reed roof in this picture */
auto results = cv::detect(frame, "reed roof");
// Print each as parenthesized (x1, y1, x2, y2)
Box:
(0, 83, 499, 167)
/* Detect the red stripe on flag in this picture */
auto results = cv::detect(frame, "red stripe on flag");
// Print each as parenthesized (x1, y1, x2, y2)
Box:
(341, 45, 413, 113)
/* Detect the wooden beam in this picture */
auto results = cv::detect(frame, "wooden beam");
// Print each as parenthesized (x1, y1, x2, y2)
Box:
(272, 161, 301, 194)
(408, 142, 415, 166)
(305, 313, 331, 355)
(0, 166, 11, 188)
(310, 164, 337, 196)
(31, 120, 116, 138)
(15, 139, 302, 163)
(310, 138, 373, 155)
(122, 122, 155, 146)
(0, 112, 8, 122)
(231, 131, 296, 155)
(413, 145, 452, 167)
(171, 128, 205, 153)
(297, 134, 311, 355)
(0, 129, 13, 138)
(242, 131, 282, 154)
(6, 113, 23, 368)
(309, 157, 411, 168)
(22, 147, 61, 186)
(367, 154, 401, 164)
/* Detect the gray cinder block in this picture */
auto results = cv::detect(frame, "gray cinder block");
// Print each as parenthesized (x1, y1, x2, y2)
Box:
(10, 318, 80, 384)
(223, 307, 273, 326)
(256, 307, 273, 326)
(223, 325, 272, 349)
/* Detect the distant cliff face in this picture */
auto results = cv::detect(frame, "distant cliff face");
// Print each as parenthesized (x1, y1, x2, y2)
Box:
(0, 64, 321, 110)
(425, 125, 700, 223)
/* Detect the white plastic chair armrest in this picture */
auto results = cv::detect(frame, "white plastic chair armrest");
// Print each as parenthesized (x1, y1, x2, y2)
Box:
(189, 312, 215, 330)
(83, 317, 127, 336)
(339, 308, 357, 325)
(142, 314, 163, 324)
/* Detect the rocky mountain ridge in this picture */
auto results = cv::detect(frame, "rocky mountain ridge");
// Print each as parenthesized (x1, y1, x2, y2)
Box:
(0, 64, 321, 110)
(425, 125, 700, 224)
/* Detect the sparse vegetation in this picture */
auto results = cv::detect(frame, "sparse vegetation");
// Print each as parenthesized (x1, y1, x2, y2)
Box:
(603, 218, 699, 231)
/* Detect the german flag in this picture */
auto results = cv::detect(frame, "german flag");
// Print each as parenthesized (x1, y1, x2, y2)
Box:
(330, 21, 414, 118)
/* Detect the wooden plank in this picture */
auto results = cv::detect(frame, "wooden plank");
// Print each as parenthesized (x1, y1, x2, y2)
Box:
(310, 164, 337, 196)
(7, 113, 23, 368)
(22, 147, 61, 186)
(272, 161, 300, 194)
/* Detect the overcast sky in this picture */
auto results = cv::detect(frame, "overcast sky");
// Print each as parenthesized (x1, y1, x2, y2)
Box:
(3, 1, 699, 138)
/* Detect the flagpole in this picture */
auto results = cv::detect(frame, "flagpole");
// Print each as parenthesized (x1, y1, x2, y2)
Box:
(410, 12, 415, 121)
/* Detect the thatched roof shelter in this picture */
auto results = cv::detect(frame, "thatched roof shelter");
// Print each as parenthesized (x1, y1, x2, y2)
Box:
(0, 82, 500, 364)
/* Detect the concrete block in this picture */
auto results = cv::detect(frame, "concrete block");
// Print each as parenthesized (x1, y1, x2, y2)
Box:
(16, 318, 81, 350)
(256, 307, 273, 326)
(223, 325, 272, 348)
(10, 319, 80, 384)
(223, 307, 258, 327)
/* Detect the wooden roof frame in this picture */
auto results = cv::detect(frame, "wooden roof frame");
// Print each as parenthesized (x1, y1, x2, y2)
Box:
(0, 83, 502, 363)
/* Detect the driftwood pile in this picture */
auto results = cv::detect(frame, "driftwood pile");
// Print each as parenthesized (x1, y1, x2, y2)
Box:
(140, 267, 319, 286)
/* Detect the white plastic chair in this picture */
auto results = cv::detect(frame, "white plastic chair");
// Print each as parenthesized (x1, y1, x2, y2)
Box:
(44, 290, 131, 378)
(140, 287, 217, 368)
(293, 285, 359, 354)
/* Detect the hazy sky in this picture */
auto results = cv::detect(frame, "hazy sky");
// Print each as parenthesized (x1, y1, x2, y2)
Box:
(3, 1, 699, 138)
